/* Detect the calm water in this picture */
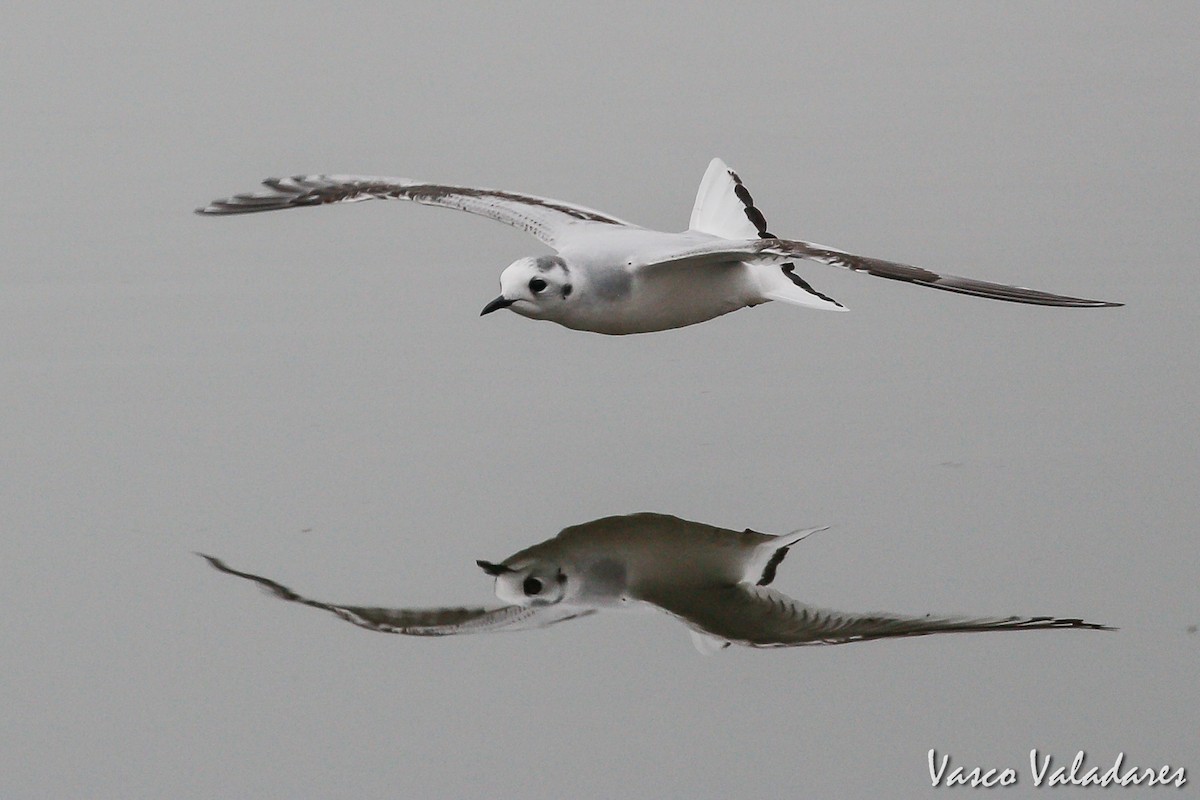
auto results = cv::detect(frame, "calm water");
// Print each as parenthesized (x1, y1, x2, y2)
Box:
(2, 4, 1196, 798)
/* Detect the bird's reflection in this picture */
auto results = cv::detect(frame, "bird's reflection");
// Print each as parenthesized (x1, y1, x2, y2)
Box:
(201, 512, 1111, 653)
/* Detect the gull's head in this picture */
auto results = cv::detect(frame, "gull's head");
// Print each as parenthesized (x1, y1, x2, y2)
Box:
(477, 557, 568, 606)
(480, 256, 574, 321)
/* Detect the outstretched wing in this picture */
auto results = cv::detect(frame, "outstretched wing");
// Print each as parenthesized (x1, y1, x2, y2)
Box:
(196, 174, 638, 248)
(635, 237, 1121, 308)
(199, 554, 594, 636)
(761, 238, 1121, 307)
(644, 582, 1112, 648)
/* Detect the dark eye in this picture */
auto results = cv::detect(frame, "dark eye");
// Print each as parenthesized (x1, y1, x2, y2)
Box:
(522, 577, 543, 596)
(529, 278, 547, 294)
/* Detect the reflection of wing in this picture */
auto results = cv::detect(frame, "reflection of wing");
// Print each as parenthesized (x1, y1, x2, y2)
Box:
(644, 583, 1112, 648)
(637, 238, 1121, 308)
(196, 175, 637, 248)
(199, 555, 594, 636)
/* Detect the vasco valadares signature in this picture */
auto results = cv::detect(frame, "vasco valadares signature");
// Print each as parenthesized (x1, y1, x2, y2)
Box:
(928, 750, 1187, 788)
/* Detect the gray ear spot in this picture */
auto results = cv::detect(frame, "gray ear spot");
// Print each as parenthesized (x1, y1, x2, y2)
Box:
(477, 560, 513, 576)
(533, 255, 567, 272)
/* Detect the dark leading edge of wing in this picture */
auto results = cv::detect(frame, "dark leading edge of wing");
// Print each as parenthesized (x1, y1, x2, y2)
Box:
(196, 176, 623, 224)
(198, 554, 592, 636)
(646, 582, 1115, 648)
(195, 174, 634, 248)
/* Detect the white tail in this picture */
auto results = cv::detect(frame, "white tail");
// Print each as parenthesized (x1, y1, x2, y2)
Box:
(691, 158, 845, 312)
(755, 262, 846, 312)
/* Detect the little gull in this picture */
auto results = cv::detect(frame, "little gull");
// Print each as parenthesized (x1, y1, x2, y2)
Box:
(199, 159, 1121, 334)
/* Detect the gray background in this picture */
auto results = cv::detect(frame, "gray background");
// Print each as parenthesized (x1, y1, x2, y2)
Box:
(3, 2, 1196, 798)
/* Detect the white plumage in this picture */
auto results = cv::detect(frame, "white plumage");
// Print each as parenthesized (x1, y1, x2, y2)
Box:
(199, 158, 1120, 334)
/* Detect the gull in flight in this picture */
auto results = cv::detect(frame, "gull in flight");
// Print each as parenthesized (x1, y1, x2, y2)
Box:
(198, 159, 1120, 334)
(199, 513, 1111, 653)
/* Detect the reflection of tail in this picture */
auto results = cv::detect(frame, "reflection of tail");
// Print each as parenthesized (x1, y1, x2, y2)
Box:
(689, 158, 845, 311)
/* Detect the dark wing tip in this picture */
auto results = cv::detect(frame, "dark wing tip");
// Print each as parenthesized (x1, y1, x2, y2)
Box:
(932, 281, 1123, 308)
(195, 177, 315, 216)
(919, 272, 1124, 308)
(772, 242, 1125, 309)
(194, 203, 239, 215)
(195, 551, 225, 569)
(196, 551, 257, 582)
(194, 200, 274, 216)
(1023, 615, 1115, 632)
(1068, 299, 1122, 309)
(195, 204, 258, 216)
(1025, 295, 1123, 309)
(1067, 618, 1118, 632)
(918, 274, 1122, 308)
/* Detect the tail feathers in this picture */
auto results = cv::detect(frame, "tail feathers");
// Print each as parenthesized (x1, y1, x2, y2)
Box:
(757, 525, 830, 586)
(689, 158, 770, 240)
(756, 262, 846, 312)
(690, 158, 845, 311)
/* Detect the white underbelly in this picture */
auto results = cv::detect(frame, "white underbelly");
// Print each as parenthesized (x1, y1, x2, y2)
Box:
(571, 263, 757, 334)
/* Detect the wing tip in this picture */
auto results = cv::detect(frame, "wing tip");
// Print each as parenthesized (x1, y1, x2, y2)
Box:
(1014, 615, 1115, 632)
(196, 176, 314, 216)
(1044, 298, 1123, 309)
(194, 199, 272, 216)
(1060, 618, 1117, 632)
(1039, 296, 1124, 309)
(1070, 299, 1123, 309)
(195, 551, 224, 569)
